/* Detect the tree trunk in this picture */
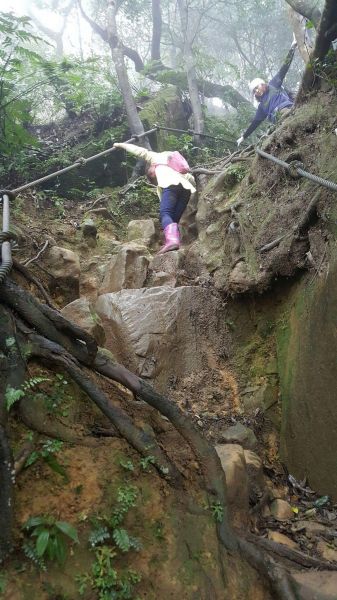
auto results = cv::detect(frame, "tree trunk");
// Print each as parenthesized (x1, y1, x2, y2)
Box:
(287, 6, 314, 63)
(297, 0, 337, 98)
(78, 0, 151, 176)
(151, 0, 162, 61)
(284, 0, 321, 28)
(177, 0, 205, 138)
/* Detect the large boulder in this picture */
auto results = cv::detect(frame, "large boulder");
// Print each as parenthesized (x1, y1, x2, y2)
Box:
(95, 286, 223, 388)
(219, 422, 258, 450)
(215, 443, 249, 527)
(127, 219, 159, 249)
(47, 246, 80, 304)
(99, 242, 151, 294)
(146, 251, 185, 288)
(292, 571, 337, 600)
(61, 297, 105, 346)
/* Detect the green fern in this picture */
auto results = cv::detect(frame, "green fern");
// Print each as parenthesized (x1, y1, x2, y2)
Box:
(6, 376, 50, 411)
(22, 541, 47, 571)
(89, 526, 110, 547)
(112, 529, 142, 553)
(5, 386, 25, 411)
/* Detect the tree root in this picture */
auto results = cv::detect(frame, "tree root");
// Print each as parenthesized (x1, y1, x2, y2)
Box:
(40, 304, 98, 362)
(28, 333, 183, 486)
(237, 538, 298, 600)
(18, 400, 100, 447)
(258, 188, 322, 254)
(248, 533, 337, 570)
(13, 259, 57, 309)
(0, 305, 27, 562)
(14, 437, 36, 475)
(0, 425, 14, 562)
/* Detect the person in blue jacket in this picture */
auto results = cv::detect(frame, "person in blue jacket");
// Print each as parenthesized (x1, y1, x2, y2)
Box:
(237, 38, 297, 145)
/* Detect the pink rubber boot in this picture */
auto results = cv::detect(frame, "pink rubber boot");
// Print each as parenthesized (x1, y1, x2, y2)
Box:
(157, 223, 180, 254)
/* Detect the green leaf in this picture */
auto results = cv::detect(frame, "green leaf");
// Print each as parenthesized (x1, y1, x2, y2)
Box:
(54, 536, 67, 565)
(314, 495, 329, 508)
(24, 516, 47, 529)
(112, 528, 132, 552)
(36, 530, 50, 557)
(44, 455, 69, 481)
(55, 521, 79, 543)
(5, 386, 25, 411)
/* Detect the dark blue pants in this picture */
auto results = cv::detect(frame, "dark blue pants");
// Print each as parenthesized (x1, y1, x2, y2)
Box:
(160, 184, 191, 229)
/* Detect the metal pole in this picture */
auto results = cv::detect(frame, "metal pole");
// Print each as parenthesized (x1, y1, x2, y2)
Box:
(0, 194, 12, 282)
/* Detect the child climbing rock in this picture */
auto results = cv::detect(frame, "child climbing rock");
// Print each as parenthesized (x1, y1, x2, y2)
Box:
(113, 142, 196, 254)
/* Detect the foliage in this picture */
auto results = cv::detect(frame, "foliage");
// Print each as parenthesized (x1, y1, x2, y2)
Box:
(210, 502, 224, 523)
(139, 455, 156, 472)
(0, 11, 45, 157)
(78, 485, 142, 599)
(23, 515, 79, 567)
(110, 179, 159, 229)
(5, 375, 50, 411)
(119, 457, 135, 471)
(6, 372, 72, 416)
(0, 575, 6, 593)
(25, 438, 68, 481)
(311, 48, 337, 88)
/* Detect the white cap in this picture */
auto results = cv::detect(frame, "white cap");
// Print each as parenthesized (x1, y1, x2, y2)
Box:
(249, 78, 266, 94)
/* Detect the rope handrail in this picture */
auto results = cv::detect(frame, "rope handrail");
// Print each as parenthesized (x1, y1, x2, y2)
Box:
(154, 124, 237, 146)
(256, 147, 337, 192)
(0, 127, 158, 283)
(3, 127, 158, 196)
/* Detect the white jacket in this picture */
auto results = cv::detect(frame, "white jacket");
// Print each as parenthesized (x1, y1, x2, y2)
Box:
(114, 142, 196, 198)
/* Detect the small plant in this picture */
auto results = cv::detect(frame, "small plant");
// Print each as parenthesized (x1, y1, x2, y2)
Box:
(5, 376, 50, 411)
(25, 438, 68, 481)
(6, 372, 72, 417)
(79, 485, 142, 599)
(151, 520, 165, 541)
(112, 528, 142, 553)
(210, 501, 224, 523)
(43, 373, 72, 416)
(23, 515, 79, 567)
(0, 575, 6, 593)
(139, 455, 156, 471)
(89, 526, 110, 548)
(78, 545, 141, 599)
(119, 457, 135, 472)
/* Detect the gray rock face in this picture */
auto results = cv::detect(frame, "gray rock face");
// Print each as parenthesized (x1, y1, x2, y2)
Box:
(99, 242, 151, 294)
(279, 254, 337, 501)
(95, 286, 221, 389)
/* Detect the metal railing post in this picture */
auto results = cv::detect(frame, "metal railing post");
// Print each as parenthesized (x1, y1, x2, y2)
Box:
(0, 194, 13, 283)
